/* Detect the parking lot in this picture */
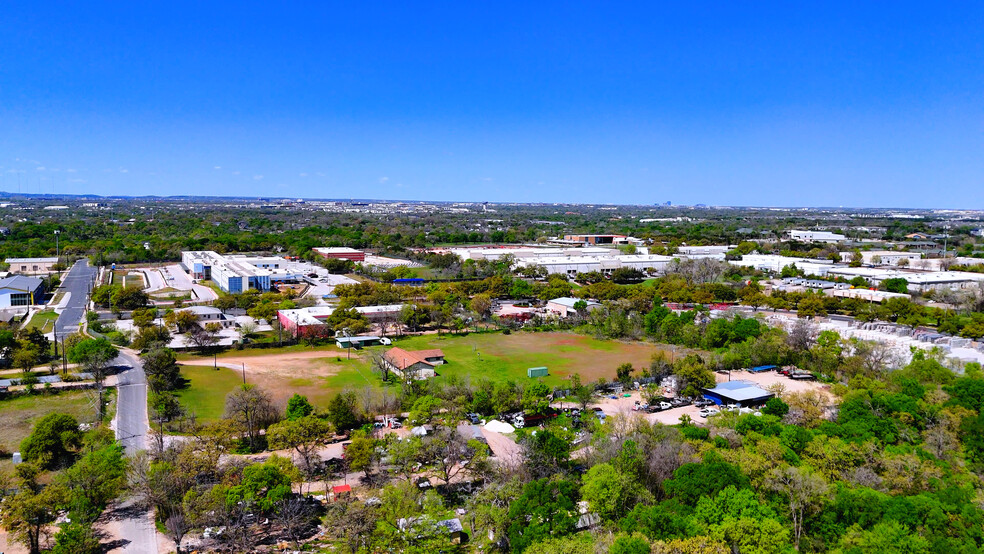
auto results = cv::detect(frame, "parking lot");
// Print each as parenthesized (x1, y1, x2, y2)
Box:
(591, 368, 832, 426)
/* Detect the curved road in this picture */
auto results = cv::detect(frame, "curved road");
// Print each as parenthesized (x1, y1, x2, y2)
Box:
(113, 350, 159, 553)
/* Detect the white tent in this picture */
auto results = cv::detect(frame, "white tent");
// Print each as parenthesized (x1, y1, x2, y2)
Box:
(484, 419, 515, 434)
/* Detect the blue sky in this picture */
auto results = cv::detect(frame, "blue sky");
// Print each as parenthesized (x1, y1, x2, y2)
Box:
(1, 3, 982, 207)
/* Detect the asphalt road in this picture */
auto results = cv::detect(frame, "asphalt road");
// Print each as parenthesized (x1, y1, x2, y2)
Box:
(54, 259, 97, 337)
(114, 350, 159, 553)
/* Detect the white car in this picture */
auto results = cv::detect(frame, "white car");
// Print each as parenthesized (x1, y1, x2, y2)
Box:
(659, 402, 672, 411)
(379, 337, 392, 345)
(699, 407, 720, 418)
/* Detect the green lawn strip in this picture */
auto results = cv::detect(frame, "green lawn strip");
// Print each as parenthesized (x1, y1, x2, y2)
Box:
(200, 279, 230, 297)
(24, 310, 59, 332)
(0, 391, 103, 454)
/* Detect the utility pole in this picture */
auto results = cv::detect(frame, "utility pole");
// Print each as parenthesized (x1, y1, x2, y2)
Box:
(241, 363, 246, 384)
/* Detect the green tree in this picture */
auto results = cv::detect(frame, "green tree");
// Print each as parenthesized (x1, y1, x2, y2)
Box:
(581, 463, 639, 520)
(226, 455, 297, 513)
(142, 346, 181, 392)
(765, 465, 829, 549)
(68, 337, 119, 420)
(797, 294, 826, 319)
(58, 443, 128, 523)
(762, 397, 789, 417)
(267, 415, 333, 475)
(1, 464, 67, 554)
(664, 457, 750, 505)
(327, 392, 360, 431)
(610, 535, 651, 554)
(673, 355, 715, 398)
(616, 362, 634, 384)
(523, 381, 552, 415)
(345, 429, 379, 480)
(507, 478, 579, 553)
(571, 373, 594, 410)
(285, 393, 315, 421)
(20, 413, 82, 470)
(835, 521, 929, 554)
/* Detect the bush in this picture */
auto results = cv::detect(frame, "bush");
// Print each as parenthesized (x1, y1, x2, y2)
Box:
(681, 425, 710, 441)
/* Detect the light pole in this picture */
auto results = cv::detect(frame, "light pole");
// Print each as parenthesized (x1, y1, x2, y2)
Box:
(54, 230, 60, 279)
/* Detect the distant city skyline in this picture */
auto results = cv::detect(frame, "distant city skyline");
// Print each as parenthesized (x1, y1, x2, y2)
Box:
(2, 3, 982, 208)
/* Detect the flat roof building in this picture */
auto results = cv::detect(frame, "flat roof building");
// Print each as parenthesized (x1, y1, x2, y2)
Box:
(5, 257, 59, 275)
(787, 230, 846, 243)
(181, 251, 306, 293)
(313, 247, 366, 262)
(564, 234, 629, 245)
(703, 381, 774, 407)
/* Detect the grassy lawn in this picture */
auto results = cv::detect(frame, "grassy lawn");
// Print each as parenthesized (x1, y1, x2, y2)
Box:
(200, 279, 229, 297)
(172, 364, 245, 422)
(381, 331, 675, 388)
(24, 310, 59, 333)
(0, 390, 110, 454)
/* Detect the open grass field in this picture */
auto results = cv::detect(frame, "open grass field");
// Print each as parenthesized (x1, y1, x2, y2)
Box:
(173, 364, 247, 422)
(0, 391, 105, 454)
(173, 331, 690, 421)
(23, 310, 59, 333)
(388, 332, 682, 388)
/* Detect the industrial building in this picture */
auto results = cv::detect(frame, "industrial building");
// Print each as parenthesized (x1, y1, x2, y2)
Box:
(829, 288, 911, 303)
(0, 275, 45, 308)
(729, 255, 834, 275)
(313, 247, 366, 262)
(546, 297, 602, 317)
(823, 267, 984, 292)
(839, 250, 922, 266)
(5, 257, 59, 275)
(787, 230, 847, 243)
(702, 381, 774, 407)
(181, 251, 304, 293)
(278, 304, 405, 335)
(515, 254, 674, 277)
(564, 234, 630, 245)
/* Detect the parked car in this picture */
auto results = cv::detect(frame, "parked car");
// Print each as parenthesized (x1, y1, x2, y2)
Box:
(699, 407, 719, 418)
(466, 413, 481, 424)
(693, 398, 713, 408)
(659, 401, 672, 411)
(379, 337, 392, 345)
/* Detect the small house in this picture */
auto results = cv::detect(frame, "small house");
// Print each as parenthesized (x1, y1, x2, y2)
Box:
(382, 347, 445, 380)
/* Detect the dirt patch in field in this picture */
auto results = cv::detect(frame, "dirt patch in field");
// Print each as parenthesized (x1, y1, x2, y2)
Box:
(181, 351, 370, 405)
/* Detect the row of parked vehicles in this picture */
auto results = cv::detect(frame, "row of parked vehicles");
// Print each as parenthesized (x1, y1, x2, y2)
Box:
(632, 396, 715, 413)
(699, 404, 763, 418)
